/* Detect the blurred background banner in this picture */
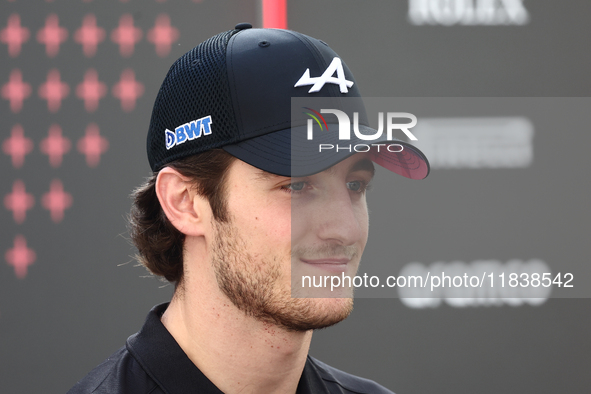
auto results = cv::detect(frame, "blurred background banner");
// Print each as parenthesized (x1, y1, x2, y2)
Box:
(1, 1, 589, 393)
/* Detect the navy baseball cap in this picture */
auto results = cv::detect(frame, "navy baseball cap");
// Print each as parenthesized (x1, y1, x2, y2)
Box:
(147, 23, 429, 180)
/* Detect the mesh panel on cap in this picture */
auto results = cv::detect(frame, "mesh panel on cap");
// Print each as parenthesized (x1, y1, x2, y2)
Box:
(147, 29, 241, 171)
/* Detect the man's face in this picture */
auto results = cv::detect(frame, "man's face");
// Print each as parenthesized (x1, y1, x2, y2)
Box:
(210, 153, 373, 331)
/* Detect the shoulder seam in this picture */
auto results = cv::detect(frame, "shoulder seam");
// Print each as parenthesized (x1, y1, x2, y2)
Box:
(91, 369, 114, 393)
(320, 376, 369, 394)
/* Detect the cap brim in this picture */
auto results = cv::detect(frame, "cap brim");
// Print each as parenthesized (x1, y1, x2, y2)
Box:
(223, 124, 430, 179)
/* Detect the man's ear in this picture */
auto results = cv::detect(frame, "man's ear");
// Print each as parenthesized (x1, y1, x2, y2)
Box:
(156, 167, 208, 237)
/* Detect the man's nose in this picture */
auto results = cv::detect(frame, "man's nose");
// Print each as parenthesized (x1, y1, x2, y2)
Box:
(312, 187, 366, 246)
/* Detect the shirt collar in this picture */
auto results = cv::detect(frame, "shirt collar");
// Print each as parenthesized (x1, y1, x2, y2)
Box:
(127, 303, 329, 394)
(127, 303, 224, 394)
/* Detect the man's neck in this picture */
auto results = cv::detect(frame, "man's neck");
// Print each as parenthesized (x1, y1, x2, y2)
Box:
(161, 285, 312, 394)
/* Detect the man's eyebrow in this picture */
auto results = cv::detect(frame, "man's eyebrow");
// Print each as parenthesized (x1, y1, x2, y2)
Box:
(349, 159, 375, 177)
(254, 169, 284, 182)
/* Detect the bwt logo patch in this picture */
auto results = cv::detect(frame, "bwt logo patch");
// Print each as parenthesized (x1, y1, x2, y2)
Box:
(165, 115, 213, 150)
(304, 108, 418, 153)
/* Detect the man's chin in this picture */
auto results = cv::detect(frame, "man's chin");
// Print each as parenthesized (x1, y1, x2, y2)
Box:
(264, 297, 354, 332)
(307, 297, 354, 330)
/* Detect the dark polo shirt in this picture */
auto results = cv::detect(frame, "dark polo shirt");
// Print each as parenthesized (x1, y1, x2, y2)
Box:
(68, 303, 394, 393)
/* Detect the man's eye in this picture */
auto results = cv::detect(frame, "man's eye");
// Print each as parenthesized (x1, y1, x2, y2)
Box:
(347, 180, 368, 193)
(289, 181, 306, 191)
(282, 181, 307, 193)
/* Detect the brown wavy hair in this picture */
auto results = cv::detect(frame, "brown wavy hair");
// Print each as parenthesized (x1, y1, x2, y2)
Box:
(129, 149, 236, 284)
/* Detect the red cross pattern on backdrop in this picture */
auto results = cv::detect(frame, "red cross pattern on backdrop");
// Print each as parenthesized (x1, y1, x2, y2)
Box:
(75, 14, 105, 58)
(0, 14, 29, 57)
(36, 14, 68, 57)
(5, 235, 36, 279)
(76, 69, 107, 112)
(0, 2, 191, 280)
(2, 0, 288, 280)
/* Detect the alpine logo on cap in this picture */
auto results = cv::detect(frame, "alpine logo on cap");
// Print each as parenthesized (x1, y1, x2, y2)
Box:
(294, 57, 354, 94)
(165, 115, 213, 150)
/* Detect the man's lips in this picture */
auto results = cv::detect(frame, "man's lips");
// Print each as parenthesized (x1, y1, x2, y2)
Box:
(299, 258, 353, 274)
(300, 258, 350, 265)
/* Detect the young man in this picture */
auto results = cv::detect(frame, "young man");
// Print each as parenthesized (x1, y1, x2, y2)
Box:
(68, 24, 429, 394)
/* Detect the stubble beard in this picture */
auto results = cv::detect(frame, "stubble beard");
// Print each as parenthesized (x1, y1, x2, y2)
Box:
(211, 218, 353, 332)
